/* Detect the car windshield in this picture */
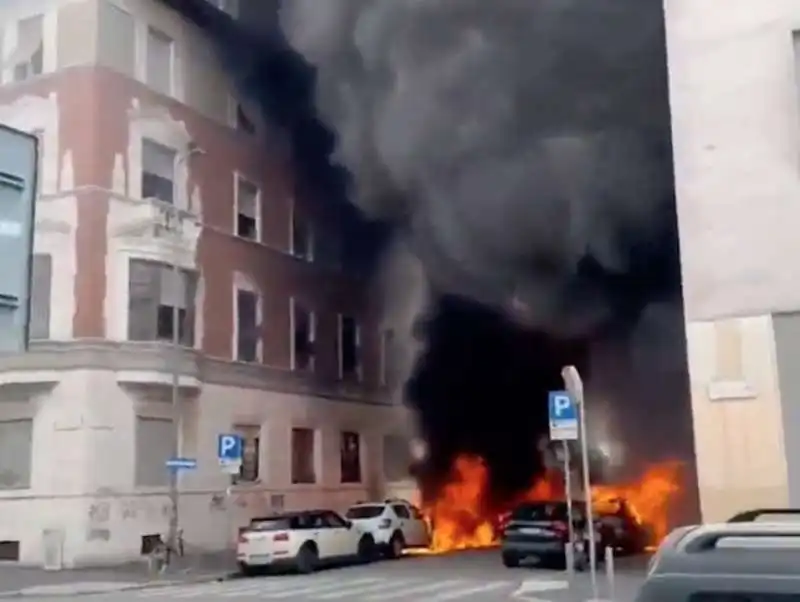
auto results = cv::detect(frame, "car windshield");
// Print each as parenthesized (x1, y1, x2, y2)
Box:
(511, 503, 569, 522)
(346, 505, 385, 519)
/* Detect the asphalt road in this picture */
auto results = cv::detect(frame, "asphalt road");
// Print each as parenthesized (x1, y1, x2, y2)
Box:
(13, 549, 648, 602)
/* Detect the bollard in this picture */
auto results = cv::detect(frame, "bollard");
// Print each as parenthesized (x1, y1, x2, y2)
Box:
(604, 546, 616, 600)
(565, 543, 574, 575)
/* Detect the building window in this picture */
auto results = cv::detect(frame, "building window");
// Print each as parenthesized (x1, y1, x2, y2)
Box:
(291, 428, 316, 484)
(235, 288, 259, 362)
(227, 95, 255, 133)
(12, 15, 44, 83)
(135, 417, 174, 487)
(128, 259, 196, 346)
(235, 175, 259, 241)
(338, 315, 361, 380)
(340, 431, 362, 484)
(290, 299, 316, 371)
(29, 254, 52, 340)
(382, 435, 411, 482)
(0, 420, 32, 489)
(233, 425, 260, 483)
(380, 328, 398, 387)
(291, 212, 314, 261)
(146, 26, 174, 96)
(141, 139, 176, 203)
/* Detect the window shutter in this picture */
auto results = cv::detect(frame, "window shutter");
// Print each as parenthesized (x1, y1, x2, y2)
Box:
(28, 254, 51, 340)
(128, 260, 159, 340)
(182, 270, 197, 347)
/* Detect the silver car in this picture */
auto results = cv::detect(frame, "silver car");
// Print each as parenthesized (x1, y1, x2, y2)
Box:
(636, 520, 800, 601)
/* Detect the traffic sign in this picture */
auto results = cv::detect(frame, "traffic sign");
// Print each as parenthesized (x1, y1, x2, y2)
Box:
(217, 434, 243, 471)
(166, 457, 197, 470)
(548, 390, 578, 441)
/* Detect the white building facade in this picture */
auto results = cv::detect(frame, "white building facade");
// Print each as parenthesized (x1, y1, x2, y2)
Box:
(0, 0, 411, 567)
(666, 0, 800, 521)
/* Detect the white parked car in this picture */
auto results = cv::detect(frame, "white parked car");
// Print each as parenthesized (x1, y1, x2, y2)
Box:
(345, 499, 430, 558)
(237, 509, 377, 575)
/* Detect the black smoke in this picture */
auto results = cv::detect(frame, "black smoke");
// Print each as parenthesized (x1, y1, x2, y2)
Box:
(156, 0, 695, 514)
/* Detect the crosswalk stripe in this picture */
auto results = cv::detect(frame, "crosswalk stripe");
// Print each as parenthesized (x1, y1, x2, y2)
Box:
(314, 578, 418, 599)
(428, 581, 510, 601)
(259, 577, 381, 598)
(361, 579, 462, 600)
(219, 578, 336, 597)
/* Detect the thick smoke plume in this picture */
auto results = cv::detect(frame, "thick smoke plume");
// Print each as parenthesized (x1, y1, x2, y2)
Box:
(156, 0, 697, 518)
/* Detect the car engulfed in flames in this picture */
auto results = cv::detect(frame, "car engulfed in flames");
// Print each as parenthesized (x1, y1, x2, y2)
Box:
(407, 454, 682, 554)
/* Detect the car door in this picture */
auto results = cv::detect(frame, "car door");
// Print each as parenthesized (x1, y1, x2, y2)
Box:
(405, 504, 430, 547)
(307, 512, 338, 560)
(322, 511, 357, 558)
(391, 504, 414, 546)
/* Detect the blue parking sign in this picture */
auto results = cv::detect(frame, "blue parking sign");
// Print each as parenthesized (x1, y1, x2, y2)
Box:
(217, 434, 243, 462)
(548, 391, 578, 441)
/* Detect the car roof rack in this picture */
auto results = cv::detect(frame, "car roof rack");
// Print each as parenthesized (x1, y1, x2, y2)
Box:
(728, 508, 800, 523)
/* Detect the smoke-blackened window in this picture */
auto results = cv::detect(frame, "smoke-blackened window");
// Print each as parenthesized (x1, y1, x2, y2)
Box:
(291, 212, 314, 261)
(338, 315, 361, 380)
(235, 289, 259, 362)
(291, 299, 316, 371)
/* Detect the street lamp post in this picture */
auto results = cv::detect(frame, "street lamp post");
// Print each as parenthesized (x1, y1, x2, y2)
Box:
(561, 365, 598, 599)
(165, 144, 203, 566)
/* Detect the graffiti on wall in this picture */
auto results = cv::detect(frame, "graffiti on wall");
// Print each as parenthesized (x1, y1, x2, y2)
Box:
(86, 499, 111, 541)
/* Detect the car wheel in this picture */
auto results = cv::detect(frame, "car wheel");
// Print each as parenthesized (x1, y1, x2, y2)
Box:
(502, 552, 520, 568)
(387, 532, 405, 559)
(296, 543, 318, 574)
(358, 535, 377, 563)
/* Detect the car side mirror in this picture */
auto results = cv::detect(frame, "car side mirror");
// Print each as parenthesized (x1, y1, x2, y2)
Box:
(346, 520, 353, 529)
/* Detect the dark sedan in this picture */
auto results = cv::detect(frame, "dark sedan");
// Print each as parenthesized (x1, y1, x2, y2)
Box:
(501, 500, 601, 570)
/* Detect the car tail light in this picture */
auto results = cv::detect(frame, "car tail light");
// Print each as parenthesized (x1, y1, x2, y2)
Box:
(238, 531, 250, 543)
(273, 532, 289, 542)
(378, 519, 392, 529)
(552, 521, 568, 534)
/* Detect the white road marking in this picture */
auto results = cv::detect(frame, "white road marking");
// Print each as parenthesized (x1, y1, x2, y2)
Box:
(511, 578, 570, 600)
(314, 578, 417, 599)
(219, 578, 339, 597)
(428, 581, 510, 601)
(260, 577, 380, 598)
(361, 579, 462, 600)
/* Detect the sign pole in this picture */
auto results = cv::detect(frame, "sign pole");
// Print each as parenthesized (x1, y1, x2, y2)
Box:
(562, 440, 575, 576)
(562, 366, 598, 601)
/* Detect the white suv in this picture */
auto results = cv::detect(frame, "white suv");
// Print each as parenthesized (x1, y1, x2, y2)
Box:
(237, 510, 376, 575)
(345, 499, 430, 558)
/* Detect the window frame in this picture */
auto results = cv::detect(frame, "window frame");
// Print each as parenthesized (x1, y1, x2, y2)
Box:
(145, 25, 175, 96)
(141, 138, 177, 204)
(12, 15, 44, 83)
(234, 173, 261, 241)
(233, 286, 261, 363)
(127, 259, 196, 346)
(232, 424, 260, 484)
(289, 297, 316, 372)
(290, 427, 318, 485)
(337, 314, 362, 381)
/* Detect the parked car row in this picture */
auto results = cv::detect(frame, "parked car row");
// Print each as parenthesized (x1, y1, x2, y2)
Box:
(236, 498, 431, 575)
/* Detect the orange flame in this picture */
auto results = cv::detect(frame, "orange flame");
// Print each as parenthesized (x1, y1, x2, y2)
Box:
(416, 454, 682, 554)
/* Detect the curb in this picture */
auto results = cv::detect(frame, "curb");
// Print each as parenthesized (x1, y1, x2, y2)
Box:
(0, 571, 238, 598)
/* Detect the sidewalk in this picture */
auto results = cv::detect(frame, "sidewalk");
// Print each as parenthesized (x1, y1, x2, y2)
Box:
(0, 551, 239, 597)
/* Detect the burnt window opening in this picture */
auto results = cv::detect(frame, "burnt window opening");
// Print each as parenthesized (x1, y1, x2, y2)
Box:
(291, 300, 316, 371)
(338, 315, 361, 380)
